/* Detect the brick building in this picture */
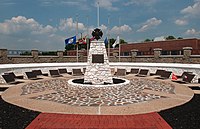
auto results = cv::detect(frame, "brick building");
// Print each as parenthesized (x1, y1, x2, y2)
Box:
(121, 38, 200, 56)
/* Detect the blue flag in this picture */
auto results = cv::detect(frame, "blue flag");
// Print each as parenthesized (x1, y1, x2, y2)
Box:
(104, 37, 108, 44)
(65, 36, 76, 45)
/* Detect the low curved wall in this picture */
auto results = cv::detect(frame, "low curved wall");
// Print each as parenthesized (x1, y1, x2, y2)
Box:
(0, 62, 200, 83)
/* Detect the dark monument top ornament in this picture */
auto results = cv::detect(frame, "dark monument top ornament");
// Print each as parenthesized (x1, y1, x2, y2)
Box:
(92, 28, 103, 40)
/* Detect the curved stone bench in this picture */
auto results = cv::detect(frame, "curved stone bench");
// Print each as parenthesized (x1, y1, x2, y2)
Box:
(1, 63, 200, 83)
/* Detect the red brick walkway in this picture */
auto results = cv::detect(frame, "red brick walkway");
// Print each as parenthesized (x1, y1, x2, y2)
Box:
(26, 112, 172, 129)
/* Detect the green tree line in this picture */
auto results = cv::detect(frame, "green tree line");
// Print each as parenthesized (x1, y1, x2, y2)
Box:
(144, 35, 183, 42)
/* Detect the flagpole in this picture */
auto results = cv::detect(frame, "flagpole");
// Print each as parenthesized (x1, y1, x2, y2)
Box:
(76, 14, 79, 62)
(108, 14, 110, 60)
(119, 17, 121, 62)
(119, 43, 121, 62)
(97, 1, 100, 27)
(86, 15, 89, 57)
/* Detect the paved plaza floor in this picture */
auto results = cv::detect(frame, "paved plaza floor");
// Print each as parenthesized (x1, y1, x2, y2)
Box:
(0, 74, 199, 128)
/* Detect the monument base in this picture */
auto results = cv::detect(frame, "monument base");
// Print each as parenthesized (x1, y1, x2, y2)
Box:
(84, 41, 113, 85)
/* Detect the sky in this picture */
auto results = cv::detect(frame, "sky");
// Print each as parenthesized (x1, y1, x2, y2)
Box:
(0, 0, 200, 51)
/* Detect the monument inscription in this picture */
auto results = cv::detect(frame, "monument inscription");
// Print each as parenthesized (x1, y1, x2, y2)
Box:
(92, 54, 104, 63)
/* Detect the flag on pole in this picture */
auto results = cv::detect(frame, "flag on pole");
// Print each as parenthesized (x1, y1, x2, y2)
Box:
(104, 37, 108, 45)
(65, 36, 76, 45)
(171, 73, 178, 80)
(112, 36, 120, 48)
(78, 35, 87, 44)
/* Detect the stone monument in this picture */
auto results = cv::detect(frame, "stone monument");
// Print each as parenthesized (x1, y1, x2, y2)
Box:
(84, 28, 113, 84)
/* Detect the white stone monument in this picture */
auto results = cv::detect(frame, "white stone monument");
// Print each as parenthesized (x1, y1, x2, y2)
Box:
(84, 40, 113, 84)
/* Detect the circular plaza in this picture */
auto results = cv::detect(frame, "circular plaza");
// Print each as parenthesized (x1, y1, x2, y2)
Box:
(1, 70, 194, 115)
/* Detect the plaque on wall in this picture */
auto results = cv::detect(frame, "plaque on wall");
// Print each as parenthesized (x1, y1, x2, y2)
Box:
(92, 54, 104, 63)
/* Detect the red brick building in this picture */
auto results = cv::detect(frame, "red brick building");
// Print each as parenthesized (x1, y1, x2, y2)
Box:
(121, 38, 200, 56)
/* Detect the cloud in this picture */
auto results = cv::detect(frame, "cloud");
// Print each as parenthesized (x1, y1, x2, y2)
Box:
(175, 19, 188, 26)
(99, 24, 108, 32)
(154, 36, 166, 41)
(58, 18, 132, 37)
(0, 16, 127, 50)
(110, 24, 132, 34)
(39, 0, 55, 6)
(0, 0, 16, 6)
(185, 28, 200, 35)
(137, 17, 162, 32)
(0, 16, 65, 50)
(0, 16, 57, 35)
(181, 0, 200, 17)
(124, 0, 158, 6)
(59, 18, 71, 31)
(95, 0, 119, 11)
(32, 25, 57, 34)
(176, 1, 200, 26)
(40, 0, 89, 10)
(58, 18, 86, 32)
(60, 1, 80, 6)
(40, 0, 119, 11)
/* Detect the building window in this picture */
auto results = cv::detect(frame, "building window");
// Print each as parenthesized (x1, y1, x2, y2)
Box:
(161, 51, 169, 55)
(171, 50, 179, 55)
(123, 52, 130, 56)
(137, 52, 142, 55)
(180, 50, 183, 55)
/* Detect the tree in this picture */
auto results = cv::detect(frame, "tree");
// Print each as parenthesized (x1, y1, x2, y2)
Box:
(177, 37, 183, 39)
(120, 39, 127, 44)
(166, 36, 176, 40)
(104, 38, 114, 48)
(78, 44, 87, 50)
(41, 51, 57, 55)
(144, 39, 151, 42)
(20, 51, 31, 55)
(65, 44, 75, 51)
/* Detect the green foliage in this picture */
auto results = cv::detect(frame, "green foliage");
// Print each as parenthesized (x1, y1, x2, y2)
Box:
(41, 51, 57, 56)
(109, 38, 115, 48)
(78, 44, 87, 50)
(143, 36, 183, 42)
(65, 44, 76, 51)
(166, 36, 176, 40)
(109, 38, 115, 44)
(120, 39, 127, 44)
(144, 39, 152, 42)
(20, 51, 31, 55)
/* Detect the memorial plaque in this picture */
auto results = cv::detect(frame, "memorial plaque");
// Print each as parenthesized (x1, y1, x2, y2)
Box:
(92, 54, 104, 63)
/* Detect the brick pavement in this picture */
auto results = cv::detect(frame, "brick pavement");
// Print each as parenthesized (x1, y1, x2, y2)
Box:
(26, 112, 172, 129)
